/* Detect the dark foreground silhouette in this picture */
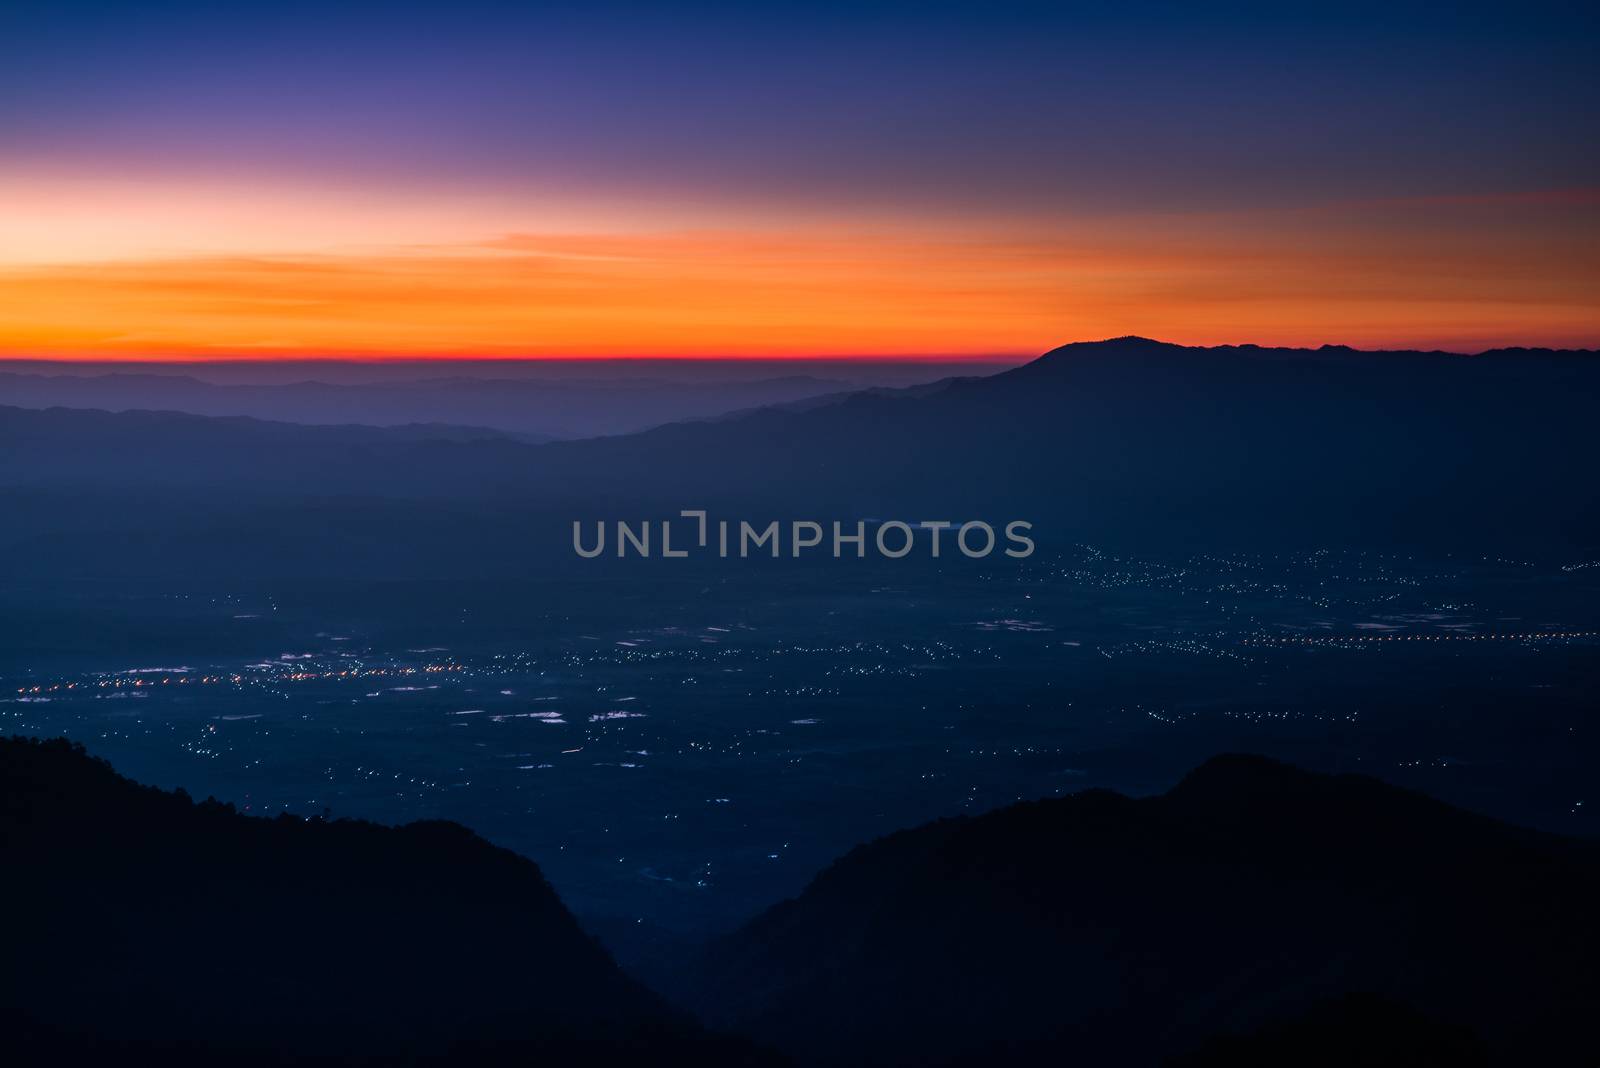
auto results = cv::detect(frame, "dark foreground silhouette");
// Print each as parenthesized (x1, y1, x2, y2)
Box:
(0, 736, 772, 1066)
(4, 737, 1596, 1065)
(691, 753, 1599, 1065)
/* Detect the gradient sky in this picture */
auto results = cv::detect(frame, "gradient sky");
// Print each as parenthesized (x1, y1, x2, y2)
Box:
(1, 0, 1596, 358)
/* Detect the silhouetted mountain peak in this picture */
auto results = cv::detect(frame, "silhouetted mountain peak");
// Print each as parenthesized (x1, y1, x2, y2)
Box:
(1001, 335, 1220, 384)
(1031, 334, 1184, 362)
(1161, 753, 1526, 862)
(694, 754, 1600, 1065)
(1169, 751, 1329, 798)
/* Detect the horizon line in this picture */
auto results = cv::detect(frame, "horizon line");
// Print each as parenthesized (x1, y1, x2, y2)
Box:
(3, 335, 1599, 365)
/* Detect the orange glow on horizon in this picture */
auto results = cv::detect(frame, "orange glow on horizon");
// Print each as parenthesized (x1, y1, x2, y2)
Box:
(1, 178, 1595, 359)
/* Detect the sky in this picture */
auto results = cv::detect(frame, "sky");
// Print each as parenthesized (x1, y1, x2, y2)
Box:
(1, 0, 1596, 358)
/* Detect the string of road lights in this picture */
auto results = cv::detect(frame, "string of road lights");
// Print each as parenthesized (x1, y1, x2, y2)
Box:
(1242, 631, 1598, 647)
(13, 662, 466, 696)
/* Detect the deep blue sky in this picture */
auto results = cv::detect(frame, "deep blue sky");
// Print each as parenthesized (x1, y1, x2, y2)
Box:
(5, 1, 1595, 213)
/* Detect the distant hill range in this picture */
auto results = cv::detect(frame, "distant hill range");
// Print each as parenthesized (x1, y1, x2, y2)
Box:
(5, 737, 1596, 1064)
(2, 336, 1598, 584)
(0, 367, 868, 439)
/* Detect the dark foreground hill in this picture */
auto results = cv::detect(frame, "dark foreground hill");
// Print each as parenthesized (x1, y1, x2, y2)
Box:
(6, 737, 1598, 1065)
(690, 754, 1600, 1066)
(0, 736, 773, 1066)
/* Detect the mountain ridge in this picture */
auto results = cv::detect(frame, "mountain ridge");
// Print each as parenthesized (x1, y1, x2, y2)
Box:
(689, 752, 1600, 1065)
(0, 735, 775, 1065)
(3, 336, 1599, 585)
(0, 367, 864, 439)
(10, 737, 1594, 1064)
(1026, 335, 1600, 363)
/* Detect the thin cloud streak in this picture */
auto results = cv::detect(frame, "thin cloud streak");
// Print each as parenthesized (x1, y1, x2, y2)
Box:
(2, 216, 1594, 358)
